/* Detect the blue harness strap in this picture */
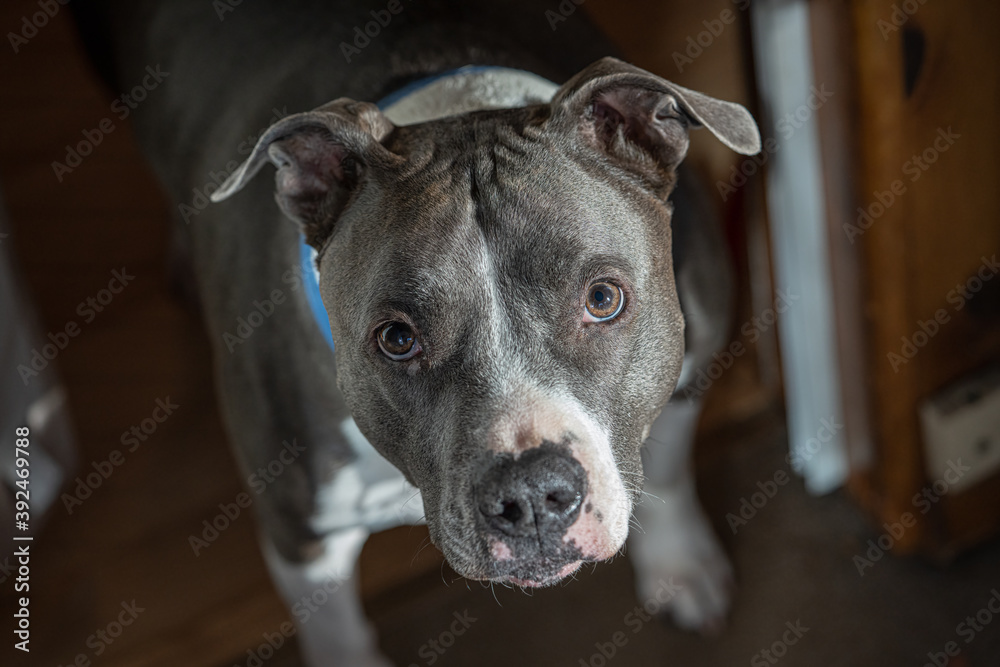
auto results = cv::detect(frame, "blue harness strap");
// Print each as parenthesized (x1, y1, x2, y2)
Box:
(299, 241, 334, 348)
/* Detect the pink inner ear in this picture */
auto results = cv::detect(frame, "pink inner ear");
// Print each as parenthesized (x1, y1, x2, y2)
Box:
(592, 93, 631, 146)
(271, 133, 348, 200)
(592, 87, 671, 152)
(591, 86, 688, 171)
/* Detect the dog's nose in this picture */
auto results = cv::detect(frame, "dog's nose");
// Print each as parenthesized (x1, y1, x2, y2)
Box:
(475, 444, 587, 539)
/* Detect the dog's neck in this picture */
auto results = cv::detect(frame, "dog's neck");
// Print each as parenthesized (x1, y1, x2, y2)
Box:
(379, 66, 559, 125)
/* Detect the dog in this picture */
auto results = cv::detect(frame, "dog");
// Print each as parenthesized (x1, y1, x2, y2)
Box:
(77, 1, 760, 663)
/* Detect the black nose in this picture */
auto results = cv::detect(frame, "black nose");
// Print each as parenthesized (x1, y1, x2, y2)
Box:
(475, 443, 588, 539)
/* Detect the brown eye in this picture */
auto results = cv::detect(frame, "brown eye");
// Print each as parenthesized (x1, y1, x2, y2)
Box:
(585, 282, 624, 321)
(378, 322, 419, 360)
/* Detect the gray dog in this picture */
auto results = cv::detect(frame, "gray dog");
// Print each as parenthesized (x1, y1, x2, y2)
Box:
(79, 0, 760, 663)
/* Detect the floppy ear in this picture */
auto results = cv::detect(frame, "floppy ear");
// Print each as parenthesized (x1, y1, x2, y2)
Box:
(550, 57, 761, 197)
(210, 99, 398, 247)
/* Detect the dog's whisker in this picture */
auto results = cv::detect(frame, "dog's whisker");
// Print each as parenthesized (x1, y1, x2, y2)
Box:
(489, 581, 503, 607)
(439, 559, 451, 587)
(410, 537, 434, 566)
(640, 490, 665, 504)
(400, 490, 422, 512)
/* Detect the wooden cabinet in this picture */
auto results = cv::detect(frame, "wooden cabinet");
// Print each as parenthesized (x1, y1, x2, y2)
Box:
(814, 0, 1000, 556)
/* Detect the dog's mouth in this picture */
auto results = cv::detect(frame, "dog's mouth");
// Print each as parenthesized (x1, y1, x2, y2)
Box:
(429, 519, 596, 587)
(461, 531, 610, 588)
(461, 556, 588, 588)
(504, 560, 584, 588)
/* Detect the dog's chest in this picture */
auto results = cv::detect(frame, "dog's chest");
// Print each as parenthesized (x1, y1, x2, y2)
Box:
(311, 417, 426, 533)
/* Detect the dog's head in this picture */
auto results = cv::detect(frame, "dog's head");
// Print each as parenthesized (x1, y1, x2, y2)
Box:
(213, 58, 759, 586)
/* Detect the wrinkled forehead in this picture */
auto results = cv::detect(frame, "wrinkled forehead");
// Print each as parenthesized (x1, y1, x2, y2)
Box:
(324, 110, 667, 323)
(402, 113, 663, 255)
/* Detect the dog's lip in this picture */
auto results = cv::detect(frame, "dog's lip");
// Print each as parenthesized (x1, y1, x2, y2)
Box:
(504, 560, 583, 587)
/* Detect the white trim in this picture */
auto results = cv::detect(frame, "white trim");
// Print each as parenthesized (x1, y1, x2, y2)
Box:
(382, 67, 558, 126)
(751, 0, 848, 494)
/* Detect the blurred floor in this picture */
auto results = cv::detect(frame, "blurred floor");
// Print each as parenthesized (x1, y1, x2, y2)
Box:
(1, 2, 998, 667)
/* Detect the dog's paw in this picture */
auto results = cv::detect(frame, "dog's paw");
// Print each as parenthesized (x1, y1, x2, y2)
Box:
(629, 493, 734, 634)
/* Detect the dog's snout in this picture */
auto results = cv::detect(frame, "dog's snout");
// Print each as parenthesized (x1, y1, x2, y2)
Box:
(475, 444, 587, 539)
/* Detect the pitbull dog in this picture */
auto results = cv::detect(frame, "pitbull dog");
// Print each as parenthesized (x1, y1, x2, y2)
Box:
(76, 0, 759, 664)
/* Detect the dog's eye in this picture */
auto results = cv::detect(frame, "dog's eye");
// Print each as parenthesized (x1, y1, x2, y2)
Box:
(585, 281, 624, 322)
(378, 322, 420, 360)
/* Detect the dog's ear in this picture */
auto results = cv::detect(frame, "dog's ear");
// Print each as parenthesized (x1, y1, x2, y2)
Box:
(211, 99, 397, 247)
(550, 57, 761, 197)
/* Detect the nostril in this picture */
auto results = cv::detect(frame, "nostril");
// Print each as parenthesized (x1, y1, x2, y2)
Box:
(500, 501, 523, 524)
(478, 496, 531, 537)
(480, 497, 525, 522)
(544, 490, 581, 515)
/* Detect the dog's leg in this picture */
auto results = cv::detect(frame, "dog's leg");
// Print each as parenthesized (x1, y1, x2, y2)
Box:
(629, 391, 733, 633)
(260, 417, 424, 667)
(262, 527, 393, 667)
